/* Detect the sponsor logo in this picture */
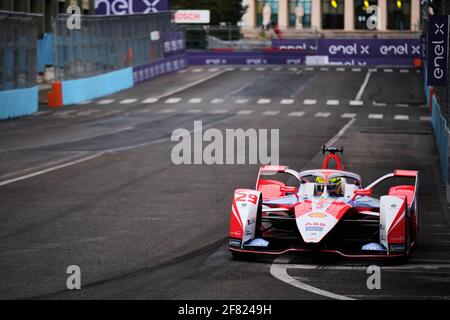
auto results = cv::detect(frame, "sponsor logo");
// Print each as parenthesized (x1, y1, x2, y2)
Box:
(229, 238, 242, 247)
(305, 226, 324, 232)
(230, 231, 242, 237)
(308, 212, 327, 218)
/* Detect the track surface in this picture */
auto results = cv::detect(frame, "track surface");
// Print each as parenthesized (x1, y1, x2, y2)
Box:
(0, 66, 449, 300)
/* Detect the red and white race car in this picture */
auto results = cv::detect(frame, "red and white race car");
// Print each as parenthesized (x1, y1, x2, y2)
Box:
(229, 146, 419, 259)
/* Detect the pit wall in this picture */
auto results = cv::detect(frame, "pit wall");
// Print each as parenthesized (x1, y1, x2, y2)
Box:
(0, 86, 39, 120)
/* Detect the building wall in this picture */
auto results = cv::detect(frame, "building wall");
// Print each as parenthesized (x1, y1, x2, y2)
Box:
(243, 0, 421, 32)
(0, 0, 94, 35)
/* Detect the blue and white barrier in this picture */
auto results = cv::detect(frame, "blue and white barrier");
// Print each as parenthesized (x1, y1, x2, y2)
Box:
(0, 86, 38, 120)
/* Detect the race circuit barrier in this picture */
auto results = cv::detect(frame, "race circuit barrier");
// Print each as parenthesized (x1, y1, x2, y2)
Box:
(0, 86, 39, 120)
(48, 68, 134, 107)
(133, 55, 187, 85)
(424, 68, 450, 200)
(188, 38, 422, 66)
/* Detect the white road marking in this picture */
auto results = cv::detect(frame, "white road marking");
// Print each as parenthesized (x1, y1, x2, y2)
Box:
(305, 67, 314, 71)
(368, 68, 378, 72)
(352, 68, 361, 72)
(142, 97, 159, 104)
(396, 103, 409, 108)
(336, 67, 345, 72)
(326, 117, 356, 147)
(225, 67, 235, 71)
(369, 114, 384, 119)
(211, 98, 225, 104)
(281, 99, 294, 105)
(33, 111, 51, 116)
(420, 116, 432, 121)
(186, 109, 203, 114)
(0, 153, 104, 187)
(355, 70, 372, 101)
(97, 99, 115, 105)
(210, 109, 228, 114)
(237, 110, 253, 115)
(192, 68, 204, 73)
(400, 69, 410, 73)
(257, 99, 271, 104)
(178, 69, 188, 73)
(288, 111, 305, 117)
(241, 67, 251, 71)
(326, 100, 339, 106)
(188, 98, 202, 104)
(165, 98, 182, 104)
(273, 67, 282, 71)
(263, 110, 280, 116)
(304, 99, 317, 105)
(208, 68, 219, 72)
(384, 68, 394, 73)
(394, 115, 410, 121)
(315, 112, 331, 118)
(320, 67, 329, 71)
(120, 98, 137, 105)
(289, 67, 298, 72)
(373, 101, 387, 107)
(235, 99, 249, 104)
(256, 67, 266, 71)
(270, 259, 354, 301)
(158, 109, 177, 113)
(350, 100, 364, 106)
(341, 113, 356, 118)
(77, 100, 92, 105)
(77, 110, 100, 116)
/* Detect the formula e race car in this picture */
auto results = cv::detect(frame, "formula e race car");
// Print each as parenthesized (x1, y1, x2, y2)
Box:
(229, 146, 419, 259)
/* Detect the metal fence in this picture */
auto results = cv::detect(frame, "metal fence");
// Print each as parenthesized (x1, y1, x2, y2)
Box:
(0, 11, 41, 91)
(53, 11, 181, 81)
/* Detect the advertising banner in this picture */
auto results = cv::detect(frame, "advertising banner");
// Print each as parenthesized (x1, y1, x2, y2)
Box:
(427, 15, 449, 86)
(95, 0, 170, 15)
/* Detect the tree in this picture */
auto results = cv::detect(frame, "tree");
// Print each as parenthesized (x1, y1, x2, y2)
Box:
(171, 0, 246, 25)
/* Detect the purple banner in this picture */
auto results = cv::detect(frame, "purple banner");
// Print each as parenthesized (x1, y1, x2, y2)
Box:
(95, 0, 170, 15)
(133, 55, 187, 84)
(427, 15, 448, 86)
(272, 38, 421, 58)
(164, 31, 186, 58)
(186, 51, 416, 67)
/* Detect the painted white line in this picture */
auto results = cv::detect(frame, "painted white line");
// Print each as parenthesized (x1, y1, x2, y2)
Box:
(373, 101, 387, 107)
(263, 111, 280, 116)
(273, 67, 282, 71)
(420, 116, 432, 121)
(97, 99, 115, 105)
(305, 67, 314, 71)
(120, 98, 137, 105)
(315, 112, 331, 118)
(400, 69, 410, 73)
(241, 67, 251, 71)
(394, 115, 410, 121)
(270, 259, 354, 301)
(178, 69, 188, 73)
(225, 67, 235, 71)
(192, 68, 204, 73)
(257, 99, 271, 105)
(0, 153, 104, 187)
(355, 70, 372, 101)
(77, 110, 100, 116)
(288, 111, 305, 117)
(281, 99, 295, 105)
(304, 99, 317, 105)
(142, 97, 159, 104)
(326, 100, 339, 106)
(235, 99, 249, 104)
(289, 67, 298, 72)
(237, 110, 253, 115)
(368, 68, 378, 72)
(210, 109, 229, 114)
(416, 69, 421, 73)
(396, 103, 409, 108)
(77, 100, 92, 105)
(33, 111, 51, 116)
(336, 67, 345, 72)
(188, 98, 202, 104)
(211, 98, 225, 104)
(54, 111, 76, 117)
(350, 100, 364, 106)
(165, 98, 182, 104)
(186, 109, 202, 114)
(274, 263, 450, 271)
(326, 117, 356, 147)
(341, 113, 357, 118)
(384, 68, 393, 73)
(208, 68, 219, 72)
(158, 108, 177, 113)
(369, 114, 384, 119)
(256, 67, 266, 71)
(320, 67, 329, 71)
(352, 68, 361, 72)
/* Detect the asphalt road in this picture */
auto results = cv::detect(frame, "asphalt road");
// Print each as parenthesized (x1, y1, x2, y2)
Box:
(0, 65, 449, 300)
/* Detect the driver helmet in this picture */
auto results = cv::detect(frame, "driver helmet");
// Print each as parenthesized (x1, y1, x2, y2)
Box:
(315, 176, 342, 196)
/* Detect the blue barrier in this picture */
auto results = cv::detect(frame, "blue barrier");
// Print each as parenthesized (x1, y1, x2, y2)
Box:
(37, 33, 54, 73)
(0, 86, 38, 120)
(431, 96, 449, 192)
(61, 67, 134, 105)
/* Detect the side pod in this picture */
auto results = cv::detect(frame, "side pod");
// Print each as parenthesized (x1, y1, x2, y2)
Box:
(229, 189, 262, 249)
(380, 195, 407, 254)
